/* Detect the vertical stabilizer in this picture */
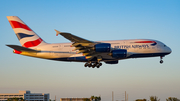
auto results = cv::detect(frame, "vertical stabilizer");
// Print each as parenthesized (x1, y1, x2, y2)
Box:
(7, 16, 47, 48)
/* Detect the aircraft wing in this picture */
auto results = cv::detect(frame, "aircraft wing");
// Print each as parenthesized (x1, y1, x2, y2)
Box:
(55, 30, 93, 43)
(55, 30, 107, 60)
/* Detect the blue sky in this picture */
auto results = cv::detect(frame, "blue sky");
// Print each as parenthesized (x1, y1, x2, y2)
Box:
(0, 0, 180, 101)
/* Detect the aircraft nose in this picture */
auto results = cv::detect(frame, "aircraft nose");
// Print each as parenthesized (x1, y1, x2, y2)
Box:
(167, 47, 172, 54)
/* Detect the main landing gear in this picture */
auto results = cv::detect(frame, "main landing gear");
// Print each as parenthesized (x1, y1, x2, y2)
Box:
(84, 62, 102, 68)
(160, 56, 164, 64)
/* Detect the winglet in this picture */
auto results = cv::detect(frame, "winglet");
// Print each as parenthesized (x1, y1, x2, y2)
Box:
(55, 29, 61, 36)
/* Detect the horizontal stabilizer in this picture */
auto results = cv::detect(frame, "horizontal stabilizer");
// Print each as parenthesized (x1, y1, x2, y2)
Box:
(6, 45, 40, 52)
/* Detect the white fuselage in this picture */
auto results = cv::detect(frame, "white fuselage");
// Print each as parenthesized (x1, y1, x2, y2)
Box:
(20, 39, 171, 62)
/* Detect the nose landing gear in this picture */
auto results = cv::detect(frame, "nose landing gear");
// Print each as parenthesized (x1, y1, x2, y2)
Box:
(160, 60, 163, 64)
(160, 56, 164, 64)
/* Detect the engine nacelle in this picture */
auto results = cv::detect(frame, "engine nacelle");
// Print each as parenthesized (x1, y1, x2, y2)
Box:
(105, 60, 118, 64)
(94, 43, 111, 52)
(111, 49, 127, 58)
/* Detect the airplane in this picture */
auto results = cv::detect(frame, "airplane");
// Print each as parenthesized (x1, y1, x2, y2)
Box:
(6, 16, 172, 68)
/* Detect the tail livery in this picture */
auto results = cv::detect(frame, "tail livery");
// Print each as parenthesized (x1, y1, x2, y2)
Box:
(7, 16, 47, 48)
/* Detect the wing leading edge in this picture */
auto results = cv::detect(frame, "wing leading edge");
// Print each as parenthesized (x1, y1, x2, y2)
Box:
(55, 30, 93, 43)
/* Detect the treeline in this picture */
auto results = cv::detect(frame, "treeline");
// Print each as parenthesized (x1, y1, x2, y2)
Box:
(136, 96, 180, 101)
(6, 96, 179, 101)
(7, 97, 24, 101)
(83, 96, 101, 101)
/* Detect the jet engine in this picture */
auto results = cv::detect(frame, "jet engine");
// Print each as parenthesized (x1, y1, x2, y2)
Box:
(105, 60, 118, 64)
(110, 49, 127, 58)
(94, 43, 111, 52)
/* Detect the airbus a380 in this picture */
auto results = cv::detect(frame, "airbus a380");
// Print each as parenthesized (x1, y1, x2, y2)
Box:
(6, 16, 171, 68)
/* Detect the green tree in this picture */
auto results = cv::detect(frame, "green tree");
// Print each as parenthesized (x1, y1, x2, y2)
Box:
(19, 97, 24, 101)
(7, 98, 11, 101)
(97, 96, 101, 101)
(90, 96, 101, 101)
(91, 96, 95, 101)
(135, 99, 146, 101)
(6, 97, 24, 101)
(150, 96, 160, 101)
(166, 97, 180, 101)
(83, 98, 90, 101)
(94, 96, 98, 101)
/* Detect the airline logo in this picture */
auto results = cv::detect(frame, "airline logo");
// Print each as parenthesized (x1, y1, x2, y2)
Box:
(8, 19, 43, 48)
(23, 38, 43, 48)
(114, 41, 157, 49)
(134, 41, 157, 46)
(16, 33, 34, 40)
(9, 21, 32, 31)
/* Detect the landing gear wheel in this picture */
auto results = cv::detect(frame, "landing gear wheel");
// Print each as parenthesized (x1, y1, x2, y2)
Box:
(84, 63, 88, 67)
(99, 63, 102, 66)
(160, 56, 164, 64)
(96, 63, 102, 68)
(92, 63, 97, 68)
(88, 63, 92, 67)
(92, 64, 95, 68)
(160, 60, 163, 64)
(84, 61, 102, 68)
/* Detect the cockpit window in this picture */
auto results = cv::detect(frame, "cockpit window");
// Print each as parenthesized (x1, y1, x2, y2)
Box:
(164, 45, 166, 47)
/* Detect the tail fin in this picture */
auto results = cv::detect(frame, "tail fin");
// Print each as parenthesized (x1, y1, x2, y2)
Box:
(7, 16, 47, 48)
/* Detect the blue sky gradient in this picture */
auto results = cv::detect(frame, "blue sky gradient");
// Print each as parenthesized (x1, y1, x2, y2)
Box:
(0, 0, 180, 101)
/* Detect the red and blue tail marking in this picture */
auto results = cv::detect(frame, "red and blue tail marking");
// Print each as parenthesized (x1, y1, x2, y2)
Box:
(7, 16, 46, 48)
(9, 20, 32, 31)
